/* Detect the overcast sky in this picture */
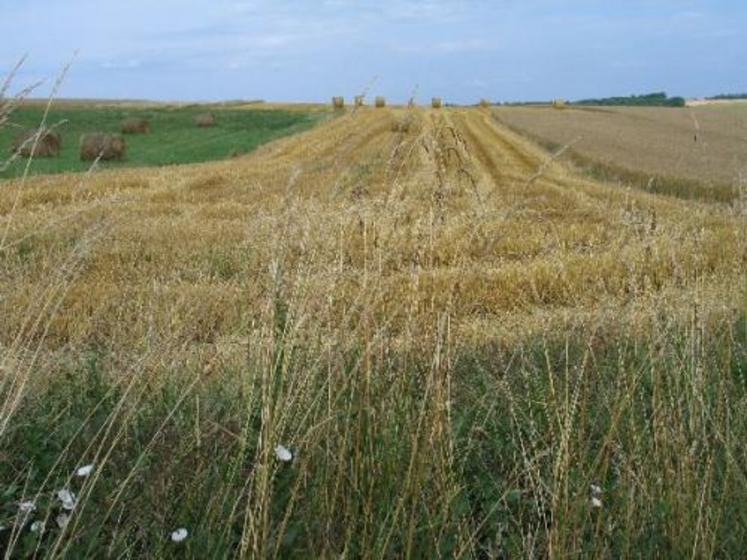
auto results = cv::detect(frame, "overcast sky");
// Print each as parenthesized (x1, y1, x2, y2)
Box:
(2, 0, 745, 103)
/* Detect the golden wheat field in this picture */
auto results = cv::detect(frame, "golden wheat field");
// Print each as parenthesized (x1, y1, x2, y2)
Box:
(495, 104, 747, 188)
(2, 105, 747, 557)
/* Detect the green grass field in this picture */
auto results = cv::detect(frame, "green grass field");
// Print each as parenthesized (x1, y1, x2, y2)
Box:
(0, 105, 325, 179)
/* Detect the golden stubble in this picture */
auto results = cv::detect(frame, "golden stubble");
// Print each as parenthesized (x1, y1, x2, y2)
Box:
(0, 107, 744, 365)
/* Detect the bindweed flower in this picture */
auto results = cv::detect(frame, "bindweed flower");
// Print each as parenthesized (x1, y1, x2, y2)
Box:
(170, 528, 189, 542)
(57, 489, 77, 511)
(274, 444, 293, 462)
(30, 521, 45, 533)
(590, 483, 603, 508)
(56, 513, 70, 529)
(76, 464, 94, 477)
(18, 501, 36, 514)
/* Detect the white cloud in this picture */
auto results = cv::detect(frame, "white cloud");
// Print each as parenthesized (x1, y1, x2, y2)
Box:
(101, 59, 141, 70)
(250, 34, 295, 49)
(231, 1, 258, 12)
(381, 0, 487, 24)
(391, 38, 495, 55)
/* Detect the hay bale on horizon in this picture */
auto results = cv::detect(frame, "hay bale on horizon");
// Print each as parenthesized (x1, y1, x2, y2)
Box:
(121, 117, 151, 134)
(332, 96, 345, 109)
(432, 97, 443, 109)
(11, 128, 62, 158)
(479, 99, 491, 108)
(552, 99, 568, 109)
(375, 96, 386, 108)
(79, 133, 127, 161)
(354, 95, 365, 107)
(194, 113, 216, 127)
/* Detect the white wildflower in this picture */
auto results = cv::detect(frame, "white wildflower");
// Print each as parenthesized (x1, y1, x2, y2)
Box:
(18, 501, 36, 514)
(56, 513, 70, 529)
(590, 484, 603, 496)
(170, 528, 189, 542)
(76, 464, 94, 477)
(274, 444, 293, 462)
(591, 496, 603, 508)
(30, 520, 45, 533)
(57, 488, 77, 511)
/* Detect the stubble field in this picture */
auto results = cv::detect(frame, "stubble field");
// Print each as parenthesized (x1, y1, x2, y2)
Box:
(494, 104, 747, 203)
(1, 104, 746, 558)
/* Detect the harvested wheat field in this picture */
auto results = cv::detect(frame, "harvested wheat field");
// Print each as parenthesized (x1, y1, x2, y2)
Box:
(495, 104, 747, 203)
(2, 106, 746, 557)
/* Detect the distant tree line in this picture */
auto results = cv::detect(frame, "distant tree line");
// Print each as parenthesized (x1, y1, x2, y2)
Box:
(706, 93, 747, 100)
(499, 101, 549, 107)
(496, 93, 687, 108)
(573, 92, 686, 108)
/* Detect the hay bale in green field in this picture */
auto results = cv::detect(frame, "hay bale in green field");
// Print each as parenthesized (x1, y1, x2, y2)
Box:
(121, 118, 151, 134)
(11, 128, 62, 158)
(79, 133, 127, 161)
(332, 96, 345, 109)
(194, 113, 216, 127)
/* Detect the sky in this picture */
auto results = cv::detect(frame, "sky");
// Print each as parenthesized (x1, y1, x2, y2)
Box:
(2, 0, 746, 104)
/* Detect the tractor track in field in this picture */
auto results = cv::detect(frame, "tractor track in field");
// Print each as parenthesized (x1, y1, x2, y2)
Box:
(451, 110, 542, 182)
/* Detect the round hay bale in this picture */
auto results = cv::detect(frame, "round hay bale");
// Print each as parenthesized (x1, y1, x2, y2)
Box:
(194, 113, 216, 127)
(79, 133, 127, 161)
(11, 128, 62, 158)
(479, 99, 491, 108)
(121, 117, 151, 134)
(431, 97, 443, 109)
(332, 96, 345, 109)
(375, 96, 386, 108)
(354, 95, 365, 107)
(552, 99, 568, 109)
